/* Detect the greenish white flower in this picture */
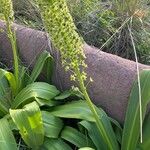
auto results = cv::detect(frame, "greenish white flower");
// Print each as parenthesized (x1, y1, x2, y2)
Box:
(0, 0, 14, 22)
(36, 0, 87, 81)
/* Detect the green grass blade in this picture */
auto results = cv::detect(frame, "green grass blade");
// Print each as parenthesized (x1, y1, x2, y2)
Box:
(11, 82, 60, 108)
(41, 138, 72, 150)
(0, 118, 17, 150)
(10, 101, 44, 149)
(28, 51, 54, 84)
(122, 70, 150, 150)
(42, 111, 64, 138)
(61, 126, 95, 148)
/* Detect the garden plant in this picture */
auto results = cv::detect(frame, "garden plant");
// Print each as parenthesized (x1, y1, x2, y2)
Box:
(0, 0, 149, 150)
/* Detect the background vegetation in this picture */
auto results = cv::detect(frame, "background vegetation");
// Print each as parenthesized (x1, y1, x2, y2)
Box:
(12, 0, 150, 64)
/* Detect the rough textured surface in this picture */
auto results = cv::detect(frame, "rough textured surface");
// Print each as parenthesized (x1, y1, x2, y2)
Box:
(0, 21, 149, 123)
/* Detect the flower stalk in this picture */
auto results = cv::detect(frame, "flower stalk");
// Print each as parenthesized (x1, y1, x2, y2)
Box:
(36, 0, 115, 149)
(0, 0, 19, 92)
(75, 66, 113, 150)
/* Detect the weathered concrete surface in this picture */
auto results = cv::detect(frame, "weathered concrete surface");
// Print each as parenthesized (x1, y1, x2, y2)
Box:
(0, 21, 149, 123)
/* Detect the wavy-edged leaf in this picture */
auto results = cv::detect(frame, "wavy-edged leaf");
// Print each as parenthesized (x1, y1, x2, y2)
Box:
(28, 51, 54, 84)
(41, 138, 72, 150)
(10, 101, 44, 149)
(11, 82, 60, 108)
(42, 111, 63, 138)
(0, 118, 17, 150)
(61, 126, 95, 148)
(122, 70, 150, 150)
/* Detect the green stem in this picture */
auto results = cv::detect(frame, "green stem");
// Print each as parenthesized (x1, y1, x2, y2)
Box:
(5, 18, 19, 92)
(75, 67, 113, 150)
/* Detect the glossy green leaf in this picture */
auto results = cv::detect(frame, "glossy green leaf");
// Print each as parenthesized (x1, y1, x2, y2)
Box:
(28, 51, 54, 84)
(42, 111, 64, 138)
(41, 138, 72, 150)
(61, 126, 95, 148)
(10, 101, 44, 149)
(122, 70, 150, 150)
(0, 118, 17, 150)
(11, 82, 60, 108)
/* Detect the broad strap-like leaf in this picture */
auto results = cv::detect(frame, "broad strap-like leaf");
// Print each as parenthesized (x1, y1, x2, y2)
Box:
(79, 120, 108, 150)
(10, 101, 44, 149)
(122, 70, 150, 150)
(41, 138, 72, 150)
(0, 71, 12, 116)
(17, 66, 29, 93)
(79, 148, 95, 150)
(49, 100, 95, 121)
(42, 111, 64, 138)
(49, 100, 119, 149)
(55, 88, 84, 100)
(0, 118, 17, 150)
(28, 51, 54, 84)
(0, 81, 10, 115)
(109, 117, 122, 144)
(61, 126, 95, 148)
(0, 69, 16, 96)
(11, 82, 60, 108)
(138, 112, 150, 149)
